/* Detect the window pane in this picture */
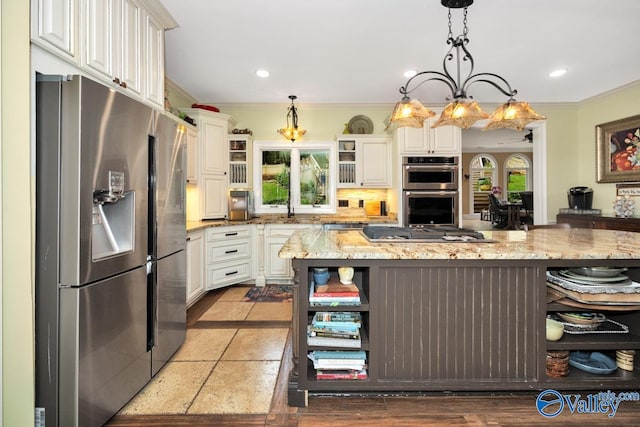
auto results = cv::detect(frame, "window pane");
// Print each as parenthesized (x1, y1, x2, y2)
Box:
(299, 150, 330, 205)
(261, 150, 290, 205)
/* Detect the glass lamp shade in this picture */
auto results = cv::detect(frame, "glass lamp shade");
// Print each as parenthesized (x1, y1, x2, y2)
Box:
(277, 126, 306, 142)
(483, 101, 546, 131)
(388, 98, 436, 129)
(431, 100, 489, 129)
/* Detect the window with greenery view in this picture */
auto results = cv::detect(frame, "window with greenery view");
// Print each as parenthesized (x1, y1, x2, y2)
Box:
(254, 141, 336, 214)
(504, 154, 530, 202)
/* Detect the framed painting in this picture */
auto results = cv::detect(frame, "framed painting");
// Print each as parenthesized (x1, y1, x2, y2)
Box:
(596, 114, 640, 183)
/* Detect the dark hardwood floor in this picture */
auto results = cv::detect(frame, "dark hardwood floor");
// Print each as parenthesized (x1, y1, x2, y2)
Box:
(106, 288, 640, 426)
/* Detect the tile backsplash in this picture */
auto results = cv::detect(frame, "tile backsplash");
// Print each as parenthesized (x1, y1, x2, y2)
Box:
(336, 188, 388, 209)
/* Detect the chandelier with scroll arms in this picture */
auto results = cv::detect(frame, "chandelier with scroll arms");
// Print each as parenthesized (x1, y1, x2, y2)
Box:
(389, 0, 545, 131)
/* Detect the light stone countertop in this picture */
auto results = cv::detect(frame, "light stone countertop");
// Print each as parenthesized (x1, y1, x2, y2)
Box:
(278, 228, 640, 260)
(186, 209, 397, 233)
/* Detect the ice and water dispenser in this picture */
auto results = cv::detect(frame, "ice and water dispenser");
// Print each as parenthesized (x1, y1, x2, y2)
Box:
(92, 171, 135, 260)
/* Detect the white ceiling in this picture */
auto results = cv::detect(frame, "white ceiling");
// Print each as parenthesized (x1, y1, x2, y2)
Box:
(160, 0, 640, 106)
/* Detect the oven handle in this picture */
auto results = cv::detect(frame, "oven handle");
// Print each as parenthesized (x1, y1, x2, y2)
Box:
(404, 190, 458, 196)
(403, 164, 458, 171)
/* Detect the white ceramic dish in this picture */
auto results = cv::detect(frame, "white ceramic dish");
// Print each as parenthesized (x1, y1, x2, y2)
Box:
(569, 267, 628, 278)
(558, 269, 631, 285)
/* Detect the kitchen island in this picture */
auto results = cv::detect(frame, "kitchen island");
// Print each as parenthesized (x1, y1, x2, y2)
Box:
(279, 228, 640, 406)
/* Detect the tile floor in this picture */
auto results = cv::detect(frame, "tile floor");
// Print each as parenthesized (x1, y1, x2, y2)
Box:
(118, 286, 292, 415)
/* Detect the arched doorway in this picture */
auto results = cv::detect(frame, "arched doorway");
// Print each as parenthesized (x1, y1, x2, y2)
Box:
(469, 153, 498, 214)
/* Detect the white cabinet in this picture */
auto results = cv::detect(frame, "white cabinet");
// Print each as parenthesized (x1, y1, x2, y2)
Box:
(337, 135, 391, 188)
(262, 224, 320, 283)
(181, 108, 236, 219)
(395, 116, 461, 155)
(84, 0, 143, 97)
(32, 0, 176, 109)
(201, 175, 227, 219)
(186, 230, 205, 307)
(228, 135, 253, 189)
(185, 126, 198, 183)
(143, 9, 165, 107)
(205, 225, 253, 290)
(32, 0, 79, 62)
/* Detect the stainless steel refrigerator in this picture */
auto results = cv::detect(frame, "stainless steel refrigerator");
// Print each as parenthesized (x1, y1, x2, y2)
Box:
(35, 74, 186, 427)
(148, 111, 187, 376)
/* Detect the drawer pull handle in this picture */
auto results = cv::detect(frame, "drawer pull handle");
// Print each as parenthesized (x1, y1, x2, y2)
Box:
(225, 271, 238, 276)
(225, 249, 238, 254)
(225, 232, 238, 236)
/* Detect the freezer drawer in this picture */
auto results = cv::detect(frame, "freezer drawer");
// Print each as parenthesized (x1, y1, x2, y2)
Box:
(58, 266, 149, 427)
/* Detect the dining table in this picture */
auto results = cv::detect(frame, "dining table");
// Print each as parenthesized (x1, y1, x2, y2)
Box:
(501, 201, 523, 229)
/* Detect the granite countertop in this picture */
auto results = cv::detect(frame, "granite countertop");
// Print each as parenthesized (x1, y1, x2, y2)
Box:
(186, 209, 397, 232)
(278, 228, 640, 260)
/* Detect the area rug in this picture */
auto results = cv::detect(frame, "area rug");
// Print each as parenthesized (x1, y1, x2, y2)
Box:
(242, 285, 293, 302)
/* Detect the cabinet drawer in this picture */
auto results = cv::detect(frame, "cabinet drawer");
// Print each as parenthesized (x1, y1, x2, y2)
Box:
(208, 240, 251, 263)
(207, 261, 252, 288)
(207, 226, 252, 242)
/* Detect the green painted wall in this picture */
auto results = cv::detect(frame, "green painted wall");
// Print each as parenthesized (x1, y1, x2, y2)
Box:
(576, 83, 640, 213)
(204, 84, 640, 220)
(2, 0, 34, 425)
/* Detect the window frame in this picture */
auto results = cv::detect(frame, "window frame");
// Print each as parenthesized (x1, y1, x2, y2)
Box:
(253, 140, 337, 215)
(503, 154, 531, 202)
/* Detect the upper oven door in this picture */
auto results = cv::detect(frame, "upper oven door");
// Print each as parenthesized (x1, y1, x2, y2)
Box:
(402, 164, 459, 190)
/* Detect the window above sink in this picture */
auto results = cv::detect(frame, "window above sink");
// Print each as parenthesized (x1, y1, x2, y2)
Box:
(253, 141, 337, 215)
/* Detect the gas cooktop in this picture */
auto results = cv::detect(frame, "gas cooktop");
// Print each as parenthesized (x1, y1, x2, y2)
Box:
(361, 226, 491, 243)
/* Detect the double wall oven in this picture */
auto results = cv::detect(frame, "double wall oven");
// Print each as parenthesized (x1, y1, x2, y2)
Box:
(402, 156, 459, 227)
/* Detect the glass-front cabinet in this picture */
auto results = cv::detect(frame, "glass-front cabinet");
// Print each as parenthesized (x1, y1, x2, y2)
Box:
(337, 136, 391, 188)
(253, 141, 336, 214)
(228, 135, 252, 188)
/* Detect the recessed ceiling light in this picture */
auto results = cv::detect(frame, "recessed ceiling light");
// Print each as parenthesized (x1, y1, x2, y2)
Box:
(404, 70, 417, 78)
(256, 69, 270, 78)
(549, 68, 567, 78)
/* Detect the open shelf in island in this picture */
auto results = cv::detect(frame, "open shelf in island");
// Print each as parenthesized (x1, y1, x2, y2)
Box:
(288, 258, 640, 407)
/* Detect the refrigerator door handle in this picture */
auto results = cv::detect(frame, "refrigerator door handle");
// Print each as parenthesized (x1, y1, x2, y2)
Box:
(147, 261, 158, 351)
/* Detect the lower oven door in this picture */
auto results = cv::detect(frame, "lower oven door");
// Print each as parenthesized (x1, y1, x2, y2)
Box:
(403, 190, 458, 227)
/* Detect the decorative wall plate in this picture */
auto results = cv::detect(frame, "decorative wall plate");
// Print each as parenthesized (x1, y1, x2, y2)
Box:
(348, 115, 373, 134)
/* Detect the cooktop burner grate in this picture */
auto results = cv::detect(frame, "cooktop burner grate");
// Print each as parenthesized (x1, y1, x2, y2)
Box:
(361, 226, 489, 242)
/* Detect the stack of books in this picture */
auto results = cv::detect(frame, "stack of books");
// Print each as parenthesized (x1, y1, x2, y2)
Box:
(307, 311, 362, 348)
(308, 278, 361, 307)
(308, 350, 367, 380)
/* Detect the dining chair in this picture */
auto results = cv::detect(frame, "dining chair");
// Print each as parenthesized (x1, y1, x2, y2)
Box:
(519, 191, 534, 225)
(488, 194, 509, 228)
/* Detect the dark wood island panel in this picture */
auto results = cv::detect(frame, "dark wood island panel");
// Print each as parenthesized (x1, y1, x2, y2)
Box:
(281, 229, 640, 407)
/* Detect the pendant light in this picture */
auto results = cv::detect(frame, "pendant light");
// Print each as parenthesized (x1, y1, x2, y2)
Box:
(388, 0, 545, 131)
(277, 95, 306, 142)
